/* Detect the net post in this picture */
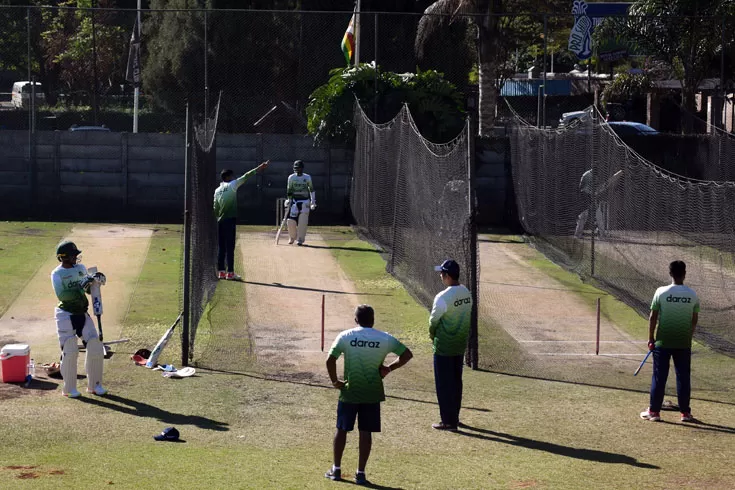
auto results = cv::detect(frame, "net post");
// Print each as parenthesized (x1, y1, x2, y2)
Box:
(590, 108, 597, 276)
(321, 294, 325, 352)
(596, 297, 601, 355)
(182, 100, 191, 367)
(467, 105, 479, 370)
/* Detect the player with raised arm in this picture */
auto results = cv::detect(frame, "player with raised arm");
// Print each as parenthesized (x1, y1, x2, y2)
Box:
(285, 160, 316, 246)
(325, 305, 413, 486)
(640, 260, 700, 423)
(51, 241, 107, 398)
(213, 160, 269, 280)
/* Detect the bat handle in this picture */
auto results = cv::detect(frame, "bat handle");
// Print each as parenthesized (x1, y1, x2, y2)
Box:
(96, 314, 103, 341)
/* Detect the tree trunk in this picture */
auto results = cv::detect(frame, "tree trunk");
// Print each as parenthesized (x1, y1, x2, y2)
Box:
(477, 11, 499, 137)
(681, 81, 696, 134)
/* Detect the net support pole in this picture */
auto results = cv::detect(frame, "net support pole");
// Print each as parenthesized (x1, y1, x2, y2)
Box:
(182, 101, 191, 367)
(467, 108, 479, 370)
(590, 110, 597, 276)
(321, 294, 325, 352)
(596, 297, 601, 355)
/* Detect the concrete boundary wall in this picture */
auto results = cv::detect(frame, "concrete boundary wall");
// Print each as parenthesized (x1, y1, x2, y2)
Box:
(0, 130, 510, 226)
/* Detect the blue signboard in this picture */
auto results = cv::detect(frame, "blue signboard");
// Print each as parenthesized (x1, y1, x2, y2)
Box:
(568, 1, 631, 60)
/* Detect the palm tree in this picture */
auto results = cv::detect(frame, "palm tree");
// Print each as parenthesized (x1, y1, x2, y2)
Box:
(416, 0, 499, 136)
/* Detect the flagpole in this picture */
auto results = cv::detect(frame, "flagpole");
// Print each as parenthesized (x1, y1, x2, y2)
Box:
(133, 0, 141, 133)
(354, 0, 361, 66)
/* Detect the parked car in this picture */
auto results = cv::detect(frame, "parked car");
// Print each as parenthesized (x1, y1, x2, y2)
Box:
(69, 125, 111, 132)
(558, 108, 592, 128)
(11, 81, 46, 109)
(606, 121, 658, 136)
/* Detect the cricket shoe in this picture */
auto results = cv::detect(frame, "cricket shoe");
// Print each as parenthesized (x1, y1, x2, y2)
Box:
(640, 409, 661, 421)
(217, 271, 226, 280)
(226, 273, 242, 281)
(681, 412, 694, 422)
(63, 390, 81, 398)
(324, 468, 341, 481)
(87, 384, 108, 396)
(288, 238, 295, 244)
(432, 422, 458, 431)
(297, 240, 304, 246)
(355, 472, 369, 486)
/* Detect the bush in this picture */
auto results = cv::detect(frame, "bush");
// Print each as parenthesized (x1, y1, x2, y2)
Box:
(306, 64, 466, 146)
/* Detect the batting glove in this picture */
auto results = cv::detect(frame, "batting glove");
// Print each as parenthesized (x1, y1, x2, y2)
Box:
(93, 271, 106, 285)
(79, 275, 95, 291)
(310, 203, 317, 211)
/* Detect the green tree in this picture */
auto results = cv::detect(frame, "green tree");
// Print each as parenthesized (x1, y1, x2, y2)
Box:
(306, 64, 465, 146)
(595, 0, 735, 133)
(415, 0, 570, 136)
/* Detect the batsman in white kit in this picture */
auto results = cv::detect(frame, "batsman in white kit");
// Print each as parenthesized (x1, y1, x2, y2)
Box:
(51, 241, 108, 397)
(285, 160, 316, 245)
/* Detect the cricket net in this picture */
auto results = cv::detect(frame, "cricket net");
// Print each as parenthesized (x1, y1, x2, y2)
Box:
(183, 97, 220, 366)
(351, 103, 479, 365)
(486, 106, 735, 400)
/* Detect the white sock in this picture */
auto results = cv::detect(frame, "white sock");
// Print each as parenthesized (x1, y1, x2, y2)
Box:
(332, 465, 340, 472)
(356, 470, 365, 475)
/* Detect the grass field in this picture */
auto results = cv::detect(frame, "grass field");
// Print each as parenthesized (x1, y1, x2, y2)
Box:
(0, 223, 733, 489)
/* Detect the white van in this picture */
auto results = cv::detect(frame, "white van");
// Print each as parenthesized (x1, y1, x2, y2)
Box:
(11, 81, 46, 109)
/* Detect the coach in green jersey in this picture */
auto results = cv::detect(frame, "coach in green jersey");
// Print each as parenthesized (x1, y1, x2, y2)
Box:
(429, 259, 472, 431)
(640, 260, 700, 423)
(212, 160, 268, 280)
(325, 305, 413, 485)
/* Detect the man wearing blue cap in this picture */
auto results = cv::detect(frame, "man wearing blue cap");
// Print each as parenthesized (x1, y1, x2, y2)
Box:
(430, 259, 472, 431)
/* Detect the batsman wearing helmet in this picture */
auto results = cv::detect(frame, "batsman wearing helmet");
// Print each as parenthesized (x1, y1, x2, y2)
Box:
(51, 241, 107, 397)
(285, 160, 316, 246)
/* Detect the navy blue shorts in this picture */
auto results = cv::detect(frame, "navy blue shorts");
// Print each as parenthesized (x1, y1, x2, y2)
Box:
(336, 401, 381, 432)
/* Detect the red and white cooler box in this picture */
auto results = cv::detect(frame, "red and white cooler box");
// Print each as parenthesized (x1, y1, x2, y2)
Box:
(0, 344, 30, 383)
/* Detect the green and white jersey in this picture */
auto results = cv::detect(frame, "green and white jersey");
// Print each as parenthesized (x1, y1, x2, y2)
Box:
(51, 264, 89, 314)
(287, 173, 314, 200)
(651, 283, 700, 349)
(213, 169, 257, 221)
(430, 284, 472, 356)
(329, 326, 407, 404)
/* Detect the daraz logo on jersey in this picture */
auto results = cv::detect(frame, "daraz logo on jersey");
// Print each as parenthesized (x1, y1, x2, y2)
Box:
(350, 338, 381, 348)
(666, 295, 693, 304)
(453, 298, 471, 307)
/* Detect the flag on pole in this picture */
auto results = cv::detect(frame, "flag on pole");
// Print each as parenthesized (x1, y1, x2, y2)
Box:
(341, 8, 356, 66)
(126, 17, 141, 87)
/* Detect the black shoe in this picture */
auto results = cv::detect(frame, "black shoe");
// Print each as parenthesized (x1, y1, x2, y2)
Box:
(432, 422, 458, 432)
(355, 472, 369, 485)
(325, 468, 341, 481)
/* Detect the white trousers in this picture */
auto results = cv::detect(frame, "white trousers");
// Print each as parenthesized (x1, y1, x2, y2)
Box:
(287, 199, 311, 243)
(55, 309, 104, 394)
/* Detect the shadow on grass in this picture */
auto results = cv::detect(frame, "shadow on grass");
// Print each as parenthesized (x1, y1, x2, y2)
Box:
(455, 424, 659, 469)
(477, 369, 735, 407)
(302, 244, 383, 254)
(660, 419, 735, 434)
(327, 477, 403, 490)
(76, 393, 229, 431)
(244, 281, 391, 296)
(201, 368, 491, 413)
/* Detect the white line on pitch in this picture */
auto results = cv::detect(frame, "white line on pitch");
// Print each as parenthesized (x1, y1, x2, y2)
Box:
(519, 340, 645, 343)
(536, 353, 642, 357)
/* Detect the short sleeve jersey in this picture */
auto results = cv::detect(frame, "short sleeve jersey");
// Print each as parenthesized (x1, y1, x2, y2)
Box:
(328, 326, 407, 404)
(650, 283, 700, 348)
(430, 284, 472, 356)
(51, 264, 89, 314)
(213, 169, 257, 221)
(286, 173, 314, 200)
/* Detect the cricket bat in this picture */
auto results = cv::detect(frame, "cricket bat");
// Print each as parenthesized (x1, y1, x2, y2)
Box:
(87, 266, 106, 356)
(146, 312, 183, 368)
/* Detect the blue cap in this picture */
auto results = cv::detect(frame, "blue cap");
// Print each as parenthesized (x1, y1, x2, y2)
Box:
(434, 259, 460, 276)
(153, 427, 180, 441)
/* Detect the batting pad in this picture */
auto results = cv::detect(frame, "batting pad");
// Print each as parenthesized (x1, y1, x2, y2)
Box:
(297, 211, 309, 242)
(287, 219, 297, 241)
(84, 337, 105, 390)
(61, 337, 79, 395)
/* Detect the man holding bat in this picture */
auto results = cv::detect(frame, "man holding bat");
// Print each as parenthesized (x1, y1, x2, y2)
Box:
(51, 241, 107, 397)
(640, 261, 700, 422)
